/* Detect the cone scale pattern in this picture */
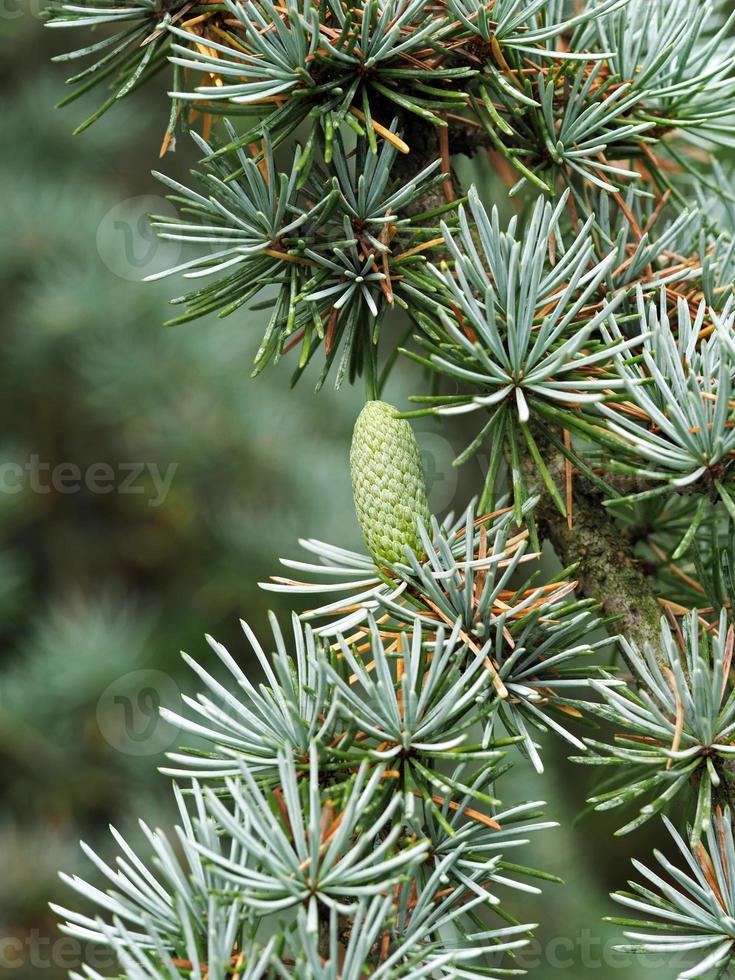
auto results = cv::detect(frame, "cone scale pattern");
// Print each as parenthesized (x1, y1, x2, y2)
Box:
(350, 400, 431, 564)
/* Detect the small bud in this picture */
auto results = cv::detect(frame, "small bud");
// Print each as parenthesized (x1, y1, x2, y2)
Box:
(350, 400, 431, 564)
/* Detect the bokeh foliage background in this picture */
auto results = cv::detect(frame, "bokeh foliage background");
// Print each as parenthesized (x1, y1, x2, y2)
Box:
(0, 12, 681, 979)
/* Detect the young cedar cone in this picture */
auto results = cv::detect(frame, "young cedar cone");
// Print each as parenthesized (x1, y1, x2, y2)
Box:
(350, 400, 431, 564)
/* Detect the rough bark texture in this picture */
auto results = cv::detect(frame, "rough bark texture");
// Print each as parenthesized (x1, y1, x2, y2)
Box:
(525, 427, 663, 653)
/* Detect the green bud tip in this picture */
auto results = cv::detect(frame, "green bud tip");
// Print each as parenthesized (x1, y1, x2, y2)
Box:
(350, 400, 431, 565)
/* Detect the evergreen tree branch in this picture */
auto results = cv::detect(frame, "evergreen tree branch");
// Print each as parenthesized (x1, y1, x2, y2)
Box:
(40, 1, 735, 974)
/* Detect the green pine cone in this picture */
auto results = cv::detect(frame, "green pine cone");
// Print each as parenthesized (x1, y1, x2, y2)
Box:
(350, 400, 431, 565)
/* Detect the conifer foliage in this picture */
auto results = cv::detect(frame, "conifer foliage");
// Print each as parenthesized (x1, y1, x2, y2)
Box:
(44, 0, 735, 977)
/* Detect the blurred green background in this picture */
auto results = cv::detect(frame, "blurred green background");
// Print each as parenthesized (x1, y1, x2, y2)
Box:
(0, 13, 682, 979)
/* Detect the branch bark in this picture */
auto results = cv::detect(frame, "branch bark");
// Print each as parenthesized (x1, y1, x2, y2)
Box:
(525, 427, 663, 652)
